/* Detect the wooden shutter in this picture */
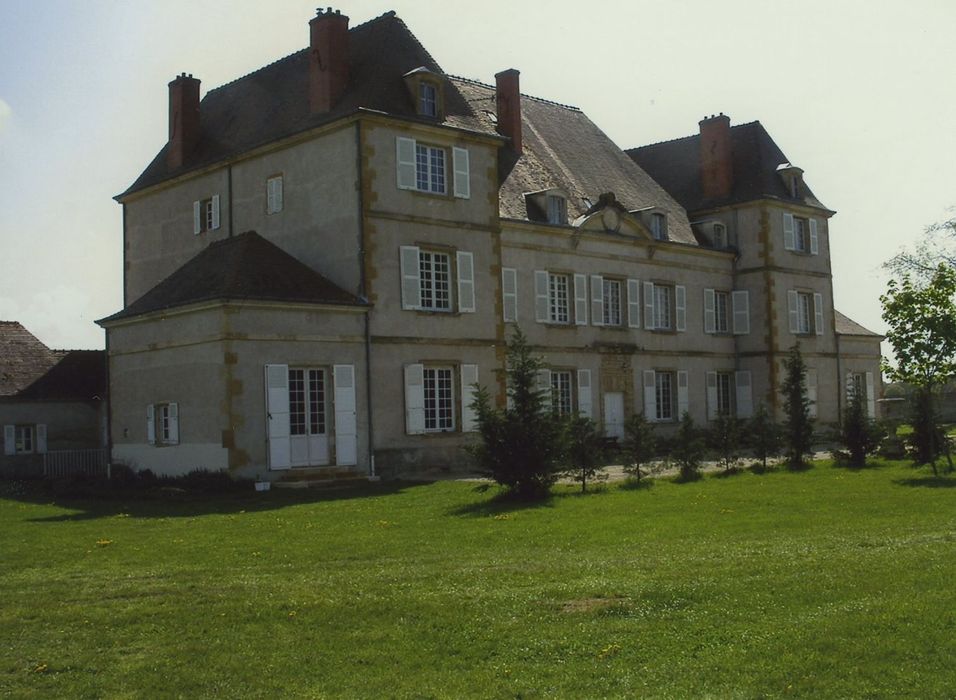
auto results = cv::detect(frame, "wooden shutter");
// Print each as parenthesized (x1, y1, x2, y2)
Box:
(735, 371, 753, 418)
(644, 282, 656, 330)
(146, 404, 156, 445)
(167, 403, 179, 445)
(453, 147, 470, 199)
(265, 365, 291, 469)
(783, 212, 795, 251)
(405, 364, 425, 435)
(457, 251, 476, 313)
(732, 290, 750, 335)
(590, 275, 604, 327)
(675, 286, 686, 332)
(502, 268, 518, 322)
(574, 274, 588, 325)
(535, 271, 549, 323)
(35, 424, 47, 454)
(809, 219, 819, 255)
(3, 425, 14, 455)
(788, 290, 799, 333)
(536, 369, 552, 406)
(706, 372, 718, 420)
(333, 365, 357, 465)
(460, 364, 479, 432)
(643, 370, 657, 420)
(193, 201, 202, 235)
(806, 369, 818, 418)
(703, 289, 716, 334)
(813, 293, 824, 335)
(577, 369, 592, 419)
(865, 372, 876, 418)
(627, 279, 640, 328)
(211, 195, 221, 230)
(677, 371, 689, 418)
(396, 137, 417, 190)
(400, 246, 421, 310)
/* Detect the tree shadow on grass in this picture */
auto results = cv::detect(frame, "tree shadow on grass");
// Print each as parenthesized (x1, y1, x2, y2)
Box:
(447, 486, 557, 518)
(894, 476, 956, 488)
(618, 478, 653, 492)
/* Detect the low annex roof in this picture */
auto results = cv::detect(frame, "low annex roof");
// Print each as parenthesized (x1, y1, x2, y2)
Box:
(0, 321, 60, 397)
(626, 122, 830, 213)
(15, 351, 107, 402)
(834, 310, 883, 338)
(98, 232, 366, 324)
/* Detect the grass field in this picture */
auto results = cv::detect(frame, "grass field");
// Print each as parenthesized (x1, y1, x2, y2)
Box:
(2, 460, 954, 698)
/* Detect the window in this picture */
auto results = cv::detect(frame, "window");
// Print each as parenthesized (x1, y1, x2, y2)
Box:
(783, 212, 818, 254)
(396, 138, 469, 198)
(706, 371, 754, 420)
(419, 81, 438, 117)
(602, 279, 622, 326)
(705, 289, 749, 334)
(266, 175, 283, 214)
(714, 291, 729, 333)
(288, 368, 326, 437)
(548, 273, 570, 324)
(715, 372, 733, 416)
(644, 370, 689, 422)
(15, 425, 34, 454)
(501, 267, 518, 323)
(644, 282, 686, 332)
(788, 290, 824, 336)
(650, 213, 667, 240)
(797, 292, 812, 334)
(654, 285, 672, 330)
(546, 195, 568, 225)
(193, 195, 220, 235)
(423, 367, 455, 432)
(655, 372, 674, 421)
(550, 370, 573, 416)
(147, 403, 179, 445)
(416, 144, 446, 194)
(400, 246, 475, 313)
(847, 371, 876, 418)
(713, 223, 726, 248)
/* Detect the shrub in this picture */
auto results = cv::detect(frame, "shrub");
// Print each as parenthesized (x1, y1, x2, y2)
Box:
(781, 345, 814, 469)
(562, 416, 608, 493)
(839, 391, 884, 467)
(671, 412, 705, 481)
(707, 412, 742, 475)
(620, 412, 658, 482)
(746, 404, 781, 472)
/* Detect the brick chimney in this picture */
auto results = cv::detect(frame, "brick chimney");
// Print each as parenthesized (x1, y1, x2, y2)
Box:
(495, 69, 522, 155)
(699, 113, 733, 201)
(309, 8, 350, 114)
(167, 73, 201, 170)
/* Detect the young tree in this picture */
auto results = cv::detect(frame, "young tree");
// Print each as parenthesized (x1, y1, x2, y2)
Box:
(562, 416, 608, 493)
(884, 210, 956, 281)
(469, 328, 567, 499)
(781, 344, 814, 469)
(746, 403, 781, 472)
(621, 412, 658, 483)
(707, 412, 742, 475)
(671, 412, 705, 481)
(880, 264, 956, 474)
(839, 389, 884, 467)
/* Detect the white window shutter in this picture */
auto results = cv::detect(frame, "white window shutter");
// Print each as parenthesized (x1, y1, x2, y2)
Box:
(400, 246, 422, 310)
(627, 279, 640, 328)
(846, 372, 856, 401)
(783, 212, 795, 251)
(275, 177, 283, 212)
(502, 268, 518, 323)
(404, 364, 426, 435)
(146, 404, 156, 445)
(788, 290, 799, 334)
(675, 285, 687, 332)
(453, 147, 470, 199)
(460, 364, 479, 432)
(267, 179, 276, 213)
(165, 403, 179, 445)
(577, 369, 592, 419)
(396, 137, 417, 190)
(590, 275, 604, 327)
(809, 219, 819, 255)
(732, 290, 750, 335)
(706, 372, 718, 420)
(265, 365, 291, 469)
(865, 372, 876, 418)
(3, 425, 14, 455)
(211, 195, 221, 230)
(735, 371, 753, 418)
(643, 370, 657, 420)
(644, 282, 656, 330)
(456, 251, 476, 313)
(814, 293, 824, 335)
(574, 274, 588, 325)
(535, 270, 549, 323)
(193, 201, 202, 235)
(536, 369, 552, 404)
(704, 289, 716, 334)
(806, 369, 818, 418)
(333, 365, 358, 465)
(35, 424, 47, 454)
(677, 371, 689, 417)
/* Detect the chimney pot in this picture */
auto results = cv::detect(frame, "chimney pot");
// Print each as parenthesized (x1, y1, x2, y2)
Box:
(699, 113, 733, 201)
(495, 68, 522, 155)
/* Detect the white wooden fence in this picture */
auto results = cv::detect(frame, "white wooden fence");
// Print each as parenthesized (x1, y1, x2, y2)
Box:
(43, 449, 110, 479)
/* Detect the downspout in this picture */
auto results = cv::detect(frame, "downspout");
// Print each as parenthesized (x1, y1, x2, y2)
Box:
(835, 331, 843, 423)
(356, 120, 376, 478)
(227, 164, 235, 237)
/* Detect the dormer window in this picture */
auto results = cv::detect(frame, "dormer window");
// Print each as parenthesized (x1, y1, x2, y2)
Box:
(546, 195, 568, 225)
(777, 163, 805, 200)
(713, 223, 726, 248)
(651, 213, 667, 240)
(404, 67, 444, 120)
(419, 81, 438, 118)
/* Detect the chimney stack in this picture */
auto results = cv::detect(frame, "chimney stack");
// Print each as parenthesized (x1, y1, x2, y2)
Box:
(495, 69, 522, 155)
(699, 113, 733, 201)
(309, 8, 350, 114)
(167, 73, 201, 170)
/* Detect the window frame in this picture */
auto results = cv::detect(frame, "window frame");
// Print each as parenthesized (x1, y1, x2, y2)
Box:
(714, 290, 730, 334)
(602, 278, 623, 327)
(650, 213, 667, 241)
(715, 372, 733, 417)
(419, 81, 439, 118)
(14, 425, 34, 454)
(418, 249, 453, 312)
(655, 371, 675, 422)
(423, 366, 455, 433)
(713, 223, 727, 249)
(546, 194, 568, 225)
(415, 143, 447, 195)
(550, 370, 574, 417)
(266, 175, 284, 215)
(654, 285, 673, 330)
(796, 291, 812, 335)
(548, 272, 571, 324)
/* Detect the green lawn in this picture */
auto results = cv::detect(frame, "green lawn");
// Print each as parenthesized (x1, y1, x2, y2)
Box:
(1, 462, 954, 699)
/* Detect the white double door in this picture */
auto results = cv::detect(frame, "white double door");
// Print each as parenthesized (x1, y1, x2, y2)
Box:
(289, 368, 330, 467)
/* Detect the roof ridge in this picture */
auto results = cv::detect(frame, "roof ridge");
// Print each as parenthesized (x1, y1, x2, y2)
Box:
(628, 119, 763, 152)
(447, 75, 581, 112)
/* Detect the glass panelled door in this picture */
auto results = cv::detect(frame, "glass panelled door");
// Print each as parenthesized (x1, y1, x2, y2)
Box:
(288, 368, 330, 467)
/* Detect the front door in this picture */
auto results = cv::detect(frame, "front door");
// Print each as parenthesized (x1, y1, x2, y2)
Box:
(289, 368, 330, 467)
(603, 392, 625, 441)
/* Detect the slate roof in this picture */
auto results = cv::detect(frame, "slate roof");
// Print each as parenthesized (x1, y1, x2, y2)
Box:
(626, 121, 829, 214)
(15, 350, 107, 402)
(98, 232, 365, 323)
(834, 310, 883, 338)
(0, 322, 60, 397)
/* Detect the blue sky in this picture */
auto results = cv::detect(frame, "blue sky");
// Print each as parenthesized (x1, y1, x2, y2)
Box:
(2, 0, 954, 350)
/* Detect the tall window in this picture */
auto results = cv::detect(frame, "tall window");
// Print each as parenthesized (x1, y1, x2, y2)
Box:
(550, 370, 573, 416)
(655, 372, 674, 421)
(200, 198, 215, 232)
(419, 82, 438, 117)
(603, 279, 622, 326)
(266, 175, 283, 214)
(548, 273, 570, 324)
(288, 369, 327, 437)
(14, 425, 34, 454)
(654, 285, 673, 330)
(713, 223, 727, 248)
(714, 291, 729, 333)
(716, 372, 733, 416)
(419, 251, 452, 311)
(793, 217, 809, 252)
(651, 213, 667, 240)
(423, 367, 454, 432)
(796, 292, 812, 334)
(546, 195, 568, 225)
(415, 144, 446, 194)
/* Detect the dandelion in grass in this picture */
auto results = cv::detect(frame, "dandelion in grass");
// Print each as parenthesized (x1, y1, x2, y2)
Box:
(96, 539, 113, 547)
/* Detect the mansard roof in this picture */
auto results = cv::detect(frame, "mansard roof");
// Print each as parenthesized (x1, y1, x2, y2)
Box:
(15, 350, 107, 402)
(98, 232, 365, 324)
(626, 121, 829, 213)
(0, 322, 60, 397)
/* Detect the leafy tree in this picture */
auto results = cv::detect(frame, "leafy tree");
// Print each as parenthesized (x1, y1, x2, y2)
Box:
(884, 210, 956, 281)
(839, 390, 884, 467)
(707, 412, 742, 475)
(620, 412, 658, 482)
(469, 328, 567, 499)
(562, 416, 608, 493)
(671, 412, 705, 481)
(880, 264, 956, 474)
(781, 344, 814, 469)
(747, 403, 781, 472)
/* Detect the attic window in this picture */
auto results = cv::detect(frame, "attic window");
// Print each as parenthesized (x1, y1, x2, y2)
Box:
(713, 223, 726, 248)
(546, 195, 568, 225)
(419, 81, 438, 118)
(651, 213, 667, 241)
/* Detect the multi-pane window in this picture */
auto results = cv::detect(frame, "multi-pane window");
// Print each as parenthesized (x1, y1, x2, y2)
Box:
(716, 372, 733, 416)
(309, 369, 326, 435)
(419, 81, 438, 117)
(423, 367, 454, 432)
(713, 223, 727, 248)
(546, 195, 568, 225)
(159, 405, 173, 442)
(793, 217, 809, 252)
(796, 292, 812, 334)
(655, 372, 674, 421)
(419, 250, 452, 311)
(14, 425, 34, 454)
(415, 144, 446, 194)
(548, 273, 570, 324)
(654, 285, 673, 330)
(550, 370, 573, 417)
(288, 370, 307, 436)
(200, 198, 214, 232)
(266, 175, 283, 214)
(603, 279, 622, 326)
(714, 291, 729, 333)
(288, 369, 327, 436)
(651, 213, 667, 240)
(849, 373, 866, 403)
